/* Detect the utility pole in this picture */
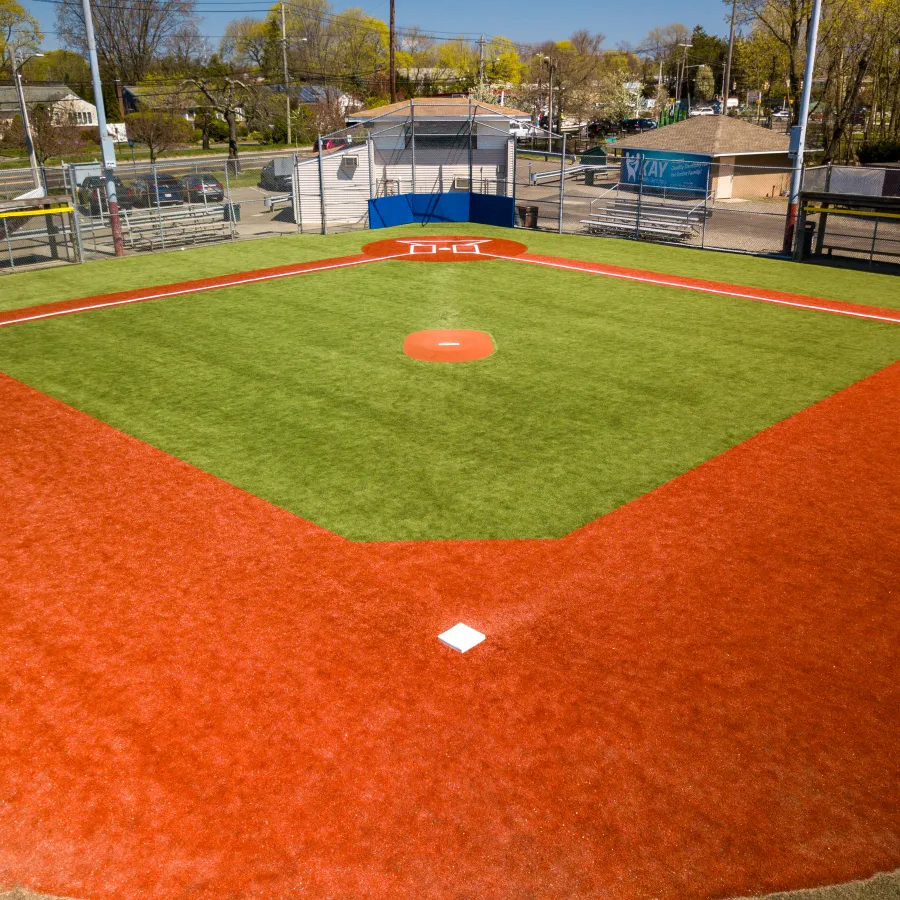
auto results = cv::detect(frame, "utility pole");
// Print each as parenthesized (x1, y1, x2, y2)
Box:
(389, 0, 396, 103)
(81, 0, 124, 257)
(478, 34, 486, 91)
(281, 2, 291, 145)
(783, 0, 823, 254)
(722, 0, 738, 114)
(8, 46, 42, 191)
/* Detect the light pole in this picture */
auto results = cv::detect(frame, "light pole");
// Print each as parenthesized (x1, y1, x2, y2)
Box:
(783, 0, 823, 254)
(8, 47, 44, 191)
(722, 0, 738, 115)
(81, 0, 124, 256)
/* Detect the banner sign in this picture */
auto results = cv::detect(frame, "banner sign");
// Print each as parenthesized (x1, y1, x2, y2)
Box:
(620, 148, 712, 195)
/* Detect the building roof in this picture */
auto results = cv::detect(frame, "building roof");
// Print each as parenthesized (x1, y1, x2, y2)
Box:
(615, 115, 790, 156)
(0, 83, 90, 116)
(347, 97, 530, 123)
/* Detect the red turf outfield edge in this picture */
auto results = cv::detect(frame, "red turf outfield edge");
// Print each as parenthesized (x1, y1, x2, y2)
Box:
(1, 365, 898, 900)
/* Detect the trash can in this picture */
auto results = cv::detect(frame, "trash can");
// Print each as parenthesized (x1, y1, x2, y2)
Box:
(516, 204, 528, 226)
(522, 205, 538, 228)
(584, 169, 595, 186)
(224, 202, 241, 223)
(801, 221, 816, 256)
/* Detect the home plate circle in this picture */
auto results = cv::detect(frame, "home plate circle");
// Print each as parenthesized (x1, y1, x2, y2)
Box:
(404, 329, 495, 362)
(363, 236, 527, 261)
(438, 623, 486, 653)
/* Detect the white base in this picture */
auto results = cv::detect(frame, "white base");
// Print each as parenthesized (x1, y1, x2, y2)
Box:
(438, 623, 486, 653)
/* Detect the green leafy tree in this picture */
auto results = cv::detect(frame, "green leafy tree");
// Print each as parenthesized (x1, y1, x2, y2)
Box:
(695, 63, 716, 100)
(125, 109, 193, 161)
(0, 0, 42, 75)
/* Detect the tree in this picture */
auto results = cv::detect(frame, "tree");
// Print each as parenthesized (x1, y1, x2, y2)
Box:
(695, 63, 716, 99)
(220, 17, 274, 70)
(0, 0, 42, 76)
(186, 62, 252, 160)
(0, 106, 86, 163)
(125, 109, 193, 161)
(56, 0, 197, 83)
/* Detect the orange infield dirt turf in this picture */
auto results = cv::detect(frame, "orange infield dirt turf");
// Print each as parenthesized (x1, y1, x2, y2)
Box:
(1, 363, 898, 900)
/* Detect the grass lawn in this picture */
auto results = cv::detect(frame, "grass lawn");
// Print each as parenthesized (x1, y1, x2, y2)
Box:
(1, 252, 897, 540)
(2, 224, 900, 314)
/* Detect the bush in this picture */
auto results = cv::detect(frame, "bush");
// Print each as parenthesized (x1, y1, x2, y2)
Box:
(206, 119, 230, 143)
(857, 139, 900, 165)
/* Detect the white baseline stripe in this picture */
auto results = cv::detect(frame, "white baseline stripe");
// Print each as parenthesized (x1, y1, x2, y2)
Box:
(0, 253, 407, 328)
(484, 253, 900, 325)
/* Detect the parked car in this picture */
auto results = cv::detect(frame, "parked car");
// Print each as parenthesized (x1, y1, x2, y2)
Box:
(509, 120, 537, 138)
(587, 118, 617, 137)
(259, 157, 295, 192)
(77, 175, 130, 215)
(772, 108, 790, 121)
(312, 136, 353, 152)
(180, 172, 225, 203)
(689, 106, 716, 117)
(125, 174, 185, 208)
(620, 118, 658, 134)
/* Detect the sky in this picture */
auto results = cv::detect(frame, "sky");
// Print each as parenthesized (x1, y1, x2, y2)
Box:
(26, 0, 732, 54)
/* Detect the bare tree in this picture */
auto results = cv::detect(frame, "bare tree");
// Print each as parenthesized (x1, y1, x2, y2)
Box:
(186, 66, 252, 160)
(56, 0, 197, 83)
(125, 109, 193, 161)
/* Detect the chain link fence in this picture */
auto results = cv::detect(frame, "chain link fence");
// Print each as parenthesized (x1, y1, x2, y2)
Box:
(512, 144, 794, 256)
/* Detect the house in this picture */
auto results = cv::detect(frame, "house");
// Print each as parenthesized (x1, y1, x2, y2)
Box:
(291, 98, 530, 230)
(0, 84, 98, 131)
(292, 84, 354, 115)
(613, 115, 792, 199)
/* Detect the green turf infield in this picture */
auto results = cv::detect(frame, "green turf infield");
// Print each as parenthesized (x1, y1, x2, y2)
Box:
(1, 247, 897, 540)
(2, 224, 900, 313)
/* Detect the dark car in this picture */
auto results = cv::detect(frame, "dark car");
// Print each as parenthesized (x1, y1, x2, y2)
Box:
(77, 175, 130, 215)
(587, 118, 616, 138)
(125, 174, 185, 208)
(180, 172, 225, 203)
(620, 118, 658, 135)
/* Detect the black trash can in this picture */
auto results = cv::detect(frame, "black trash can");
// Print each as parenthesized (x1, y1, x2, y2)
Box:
(801, 221, 816, 256)
(524, 205, 538, 228)
(584, 169, 595, 186)
(224, 202, 241, 223)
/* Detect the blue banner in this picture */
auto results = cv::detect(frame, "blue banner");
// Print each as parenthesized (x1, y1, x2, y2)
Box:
(620, 149, 711, 195)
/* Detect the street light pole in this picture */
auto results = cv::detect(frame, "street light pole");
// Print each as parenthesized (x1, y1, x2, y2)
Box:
(8, 46, 43, 191)
(389, 0, 396, 102)
(783, 0, 823, 254)
(81, 0, 124, 256)
(281, 2, 291, 145)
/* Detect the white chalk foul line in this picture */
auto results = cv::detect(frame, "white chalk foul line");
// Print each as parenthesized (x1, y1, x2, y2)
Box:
(0, 253, 407, 328)
(483, 253, 900, 325)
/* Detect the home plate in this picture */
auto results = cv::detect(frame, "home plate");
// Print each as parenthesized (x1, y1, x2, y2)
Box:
(438, 623, 485, 653)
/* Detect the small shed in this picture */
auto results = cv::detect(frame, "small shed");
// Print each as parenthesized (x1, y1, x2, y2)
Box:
(614, 117, 792, 200)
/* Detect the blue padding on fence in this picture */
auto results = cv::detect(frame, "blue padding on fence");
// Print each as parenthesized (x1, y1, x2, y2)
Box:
(368, 193, 516, 229)
(470, 193, 516, 228)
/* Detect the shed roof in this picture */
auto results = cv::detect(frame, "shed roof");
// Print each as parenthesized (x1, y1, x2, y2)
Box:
(347, 97, 530, 123)
(0, 84, 88, 116)
(615, 116, 790, 156)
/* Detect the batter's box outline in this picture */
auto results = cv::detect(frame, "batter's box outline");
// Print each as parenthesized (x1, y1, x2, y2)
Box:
(397, 239, 491, 255)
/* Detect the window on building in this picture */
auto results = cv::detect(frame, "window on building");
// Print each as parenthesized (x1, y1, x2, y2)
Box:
(405, 120, 473, 150)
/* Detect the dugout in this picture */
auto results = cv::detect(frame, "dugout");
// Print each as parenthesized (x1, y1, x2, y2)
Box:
(796, 189, 900, 270)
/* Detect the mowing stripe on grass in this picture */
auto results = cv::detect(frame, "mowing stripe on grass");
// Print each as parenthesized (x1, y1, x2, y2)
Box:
(486, 252, 900, 325)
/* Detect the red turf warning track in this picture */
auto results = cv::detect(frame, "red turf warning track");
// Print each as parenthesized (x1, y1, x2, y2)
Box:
(1, 366, 898, 900)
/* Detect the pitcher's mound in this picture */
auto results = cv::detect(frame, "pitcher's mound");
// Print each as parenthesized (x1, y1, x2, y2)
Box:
(403, 330, 495, 362)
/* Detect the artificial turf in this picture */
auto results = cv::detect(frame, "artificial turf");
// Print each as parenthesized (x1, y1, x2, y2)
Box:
(2, 223, 900, 313)
(0, 253, 897, 540)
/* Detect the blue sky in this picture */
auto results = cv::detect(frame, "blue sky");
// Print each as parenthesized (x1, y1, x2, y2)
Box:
(27, 0, 732, 53)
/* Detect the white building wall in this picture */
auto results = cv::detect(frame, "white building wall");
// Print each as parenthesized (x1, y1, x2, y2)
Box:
(293, 138, 514, 231)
